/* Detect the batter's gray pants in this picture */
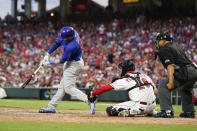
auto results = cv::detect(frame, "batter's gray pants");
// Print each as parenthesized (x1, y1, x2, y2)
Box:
(158, 64, 197, 112)
(47, 58, 88, 110)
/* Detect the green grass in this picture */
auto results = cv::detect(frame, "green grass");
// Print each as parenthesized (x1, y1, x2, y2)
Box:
(0, 122, 197, 131)
(0, 99, 197, 131)
(0, 99, 197, 114)
(0, 99, 115, 111)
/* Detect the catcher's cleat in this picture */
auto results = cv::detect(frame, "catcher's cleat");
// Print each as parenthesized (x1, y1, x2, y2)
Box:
(118, 109, 136, 117)
(154, 110, 174, 118)
(39, 108, 56, 113)
(118, 110, 130, 117)
(179, 112, 195, 118)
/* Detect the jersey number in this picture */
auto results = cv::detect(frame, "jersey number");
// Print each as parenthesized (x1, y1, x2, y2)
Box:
(139, 78, 150, 90)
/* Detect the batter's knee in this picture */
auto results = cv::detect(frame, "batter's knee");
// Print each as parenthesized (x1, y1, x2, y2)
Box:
(106, 106, 121, 116)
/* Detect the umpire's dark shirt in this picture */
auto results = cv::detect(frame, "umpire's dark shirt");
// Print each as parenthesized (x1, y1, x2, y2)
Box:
(158, 42, 191, 69)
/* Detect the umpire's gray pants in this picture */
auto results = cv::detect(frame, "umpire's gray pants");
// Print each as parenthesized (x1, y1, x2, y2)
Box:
(158, 65, 197, 112)
(47, 58, 88, 110)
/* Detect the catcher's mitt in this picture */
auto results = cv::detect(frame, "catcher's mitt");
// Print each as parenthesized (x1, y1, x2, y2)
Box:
(88, 91, 97, 103)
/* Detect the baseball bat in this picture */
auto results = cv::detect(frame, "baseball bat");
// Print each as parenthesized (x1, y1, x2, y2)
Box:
(20, 65, 43, 89)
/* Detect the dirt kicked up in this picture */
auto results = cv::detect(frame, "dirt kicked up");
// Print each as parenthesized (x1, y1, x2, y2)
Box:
(0, 107, 197, 125)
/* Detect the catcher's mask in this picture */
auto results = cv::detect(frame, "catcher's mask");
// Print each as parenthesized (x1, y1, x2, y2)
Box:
(118, 59, 135, 76)
(154, 32, 172, 49)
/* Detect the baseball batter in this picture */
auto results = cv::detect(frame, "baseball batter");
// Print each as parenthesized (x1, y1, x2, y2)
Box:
(88, 59, 158, 117)
(39, 26, 95, 114)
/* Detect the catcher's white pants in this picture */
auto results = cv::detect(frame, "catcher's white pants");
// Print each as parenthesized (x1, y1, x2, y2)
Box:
(112, 100, 156, 115)
(47, 58, 88, 110)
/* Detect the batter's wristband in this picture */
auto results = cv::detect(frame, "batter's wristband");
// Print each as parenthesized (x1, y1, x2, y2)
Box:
(49, 61, 55, 65)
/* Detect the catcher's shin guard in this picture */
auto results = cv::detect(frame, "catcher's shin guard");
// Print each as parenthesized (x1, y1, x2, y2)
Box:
(106, 106, 121, 116)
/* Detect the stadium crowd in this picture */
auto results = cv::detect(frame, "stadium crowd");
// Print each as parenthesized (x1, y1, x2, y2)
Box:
(0, 17, 197, 89)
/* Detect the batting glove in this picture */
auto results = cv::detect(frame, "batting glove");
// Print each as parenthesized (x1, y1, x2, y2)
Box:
(42, 61, 50, 66)
(43, 52, 50, 63)
(40, 52, 50, 66)
(43, 60, 55, 66)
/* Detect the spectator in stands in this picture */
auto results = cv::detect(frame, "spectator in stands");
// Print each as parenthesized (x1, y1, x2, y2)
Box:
(0, 18, 196, 90)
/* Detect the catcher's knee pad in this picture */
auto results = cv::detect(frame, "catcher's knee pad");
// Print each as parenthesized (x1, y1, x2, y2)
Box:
(106, 106, 121, 116)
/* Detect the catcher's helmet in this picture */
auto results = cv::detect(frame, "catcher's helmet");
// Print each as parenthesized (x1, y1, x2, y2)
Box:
(154, 32, 172, 49)
(59, 26, 75, 39)
(118, 59, 135, 76)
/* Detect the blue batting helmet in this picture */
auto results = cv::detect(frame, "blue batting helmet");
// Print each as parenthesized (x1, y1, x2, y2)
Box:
(59, 26, 75, 39)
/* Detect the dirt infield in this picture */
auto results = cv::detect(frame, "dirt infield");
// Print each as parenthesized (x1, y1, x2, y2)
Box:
(0, 107, 197, 125)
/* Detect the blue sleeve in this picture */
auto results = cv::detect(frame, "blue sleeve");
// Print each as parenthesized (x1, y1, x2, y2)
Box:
(47, 39, 63, 54)
(48, 43, 59, 54)
(59, 49, 72, 63)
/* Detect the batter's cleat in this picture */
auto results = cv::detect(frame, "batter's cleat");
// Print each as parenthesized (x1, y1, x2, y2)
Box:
(179, 112, 195, 118)
(154, 110, 174, 118)
(39, 108, 56, 113)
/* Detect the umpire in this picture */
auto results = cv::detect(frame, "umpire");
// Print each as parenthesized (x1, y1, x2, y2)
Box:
(154, 32, 197, 118)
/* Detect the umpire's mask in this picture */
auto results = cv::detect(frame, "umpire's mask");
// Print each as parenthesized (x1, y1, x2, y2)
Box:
(154, 32, 172, 49)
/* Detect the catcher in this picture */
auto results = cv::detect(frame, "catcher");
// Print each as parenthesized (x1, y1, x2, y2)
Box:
(88, 59, 158, 117)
